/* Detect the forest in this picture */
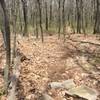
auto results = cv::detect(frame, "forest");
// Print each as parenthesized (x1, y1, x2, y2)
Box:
(0, 0, 100, 100)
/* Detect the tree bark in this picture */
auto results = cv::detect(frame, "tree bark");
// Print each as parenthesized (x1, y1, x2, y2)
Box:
(94, 0, 100, 34)
(45, 1, 48, 31)
(49, 0, 52, 28)
(37, 0, 44, 42)
(62, 0, 66, 40)
(11, 0, 17, 64)
(21, 0, 28, 36)
(76, 0, 81, 33)
(0, 0, 11, 92)
(58, 0, 61, 38)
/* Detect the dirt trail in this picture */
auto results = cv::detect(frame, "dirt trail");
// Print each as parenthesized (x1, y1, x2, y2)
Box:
(16, 34, 100, 100)
(0, 34, 100, 99)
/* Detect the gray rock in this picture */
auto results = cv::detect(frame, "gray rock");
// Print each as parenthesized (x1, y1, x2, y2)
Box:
(49, 82, 63, 89)
(49, 79, 76, 89)
(67, 85, 98, 100)
(62, 79, 76, 89)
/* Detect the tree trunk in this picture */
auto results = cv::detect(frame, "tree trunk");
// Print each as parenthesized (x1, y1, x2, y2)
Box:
(58, 0, 61, 38)
(11, 0, 17, 64)
(35, 4, 39, 39)
(80, 0, 85, 33)
(94, 0, 100, 34)
(62, 0, 66, 40)
(49, 0, 52, 28)
(76, 0, 81, 33)
(21, 0, 28, 36)
(37, 0, 44, 42)
(0, 0, 11, 92)
(45, 1, 48, 31)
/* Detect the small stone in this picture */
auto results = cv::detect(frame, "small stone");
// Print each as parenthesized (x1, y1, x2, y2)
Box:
(49, 79, 76, 89)
(49, 82, 63, 89)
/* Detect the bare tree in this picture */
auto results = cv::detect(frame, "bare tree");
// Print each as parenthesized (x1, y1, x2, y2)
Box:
(62, 0, 65, 40)
(76, 0, 81, 33)
(80, 0, 85, 33)
(0, 0, 11, 92)
(35, 1, 39, 39)
(45, 1, 48, 31)
(37, 0, 44, 42)
(21, 0, 28, 36)
(11, 0, 17, 64)
(49, 0, 53, 28)
(58, 0, 61, 38)
(94, 0, 100, 34)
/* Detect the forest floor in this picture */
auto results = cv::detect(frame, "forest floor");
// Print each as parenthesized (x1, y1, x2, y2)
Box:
(0, 33, 100, 100)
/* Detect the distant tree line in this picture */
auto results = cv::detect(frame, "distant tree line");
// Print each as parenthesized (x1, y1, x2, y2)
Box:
(0, 0, 100, 37)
